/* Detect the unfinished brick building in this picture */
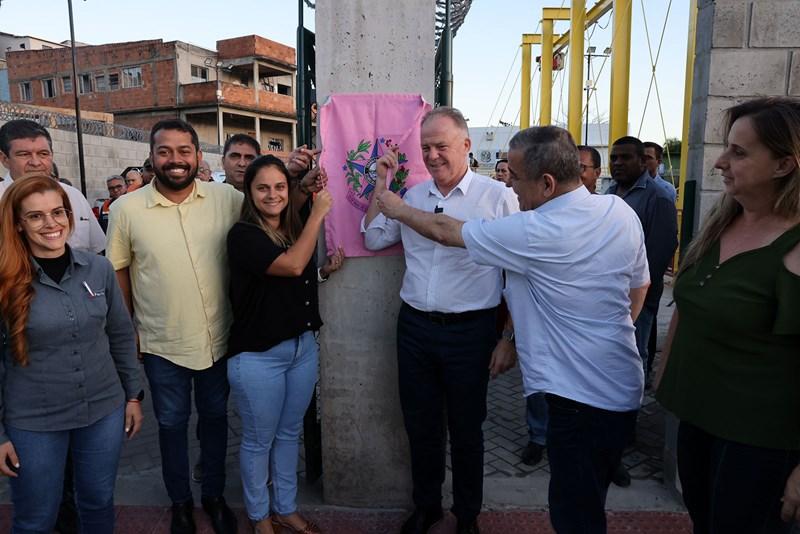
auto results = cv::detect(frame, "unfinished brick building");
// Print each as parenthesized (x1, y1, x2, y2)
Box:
(6, 35, 297, 154)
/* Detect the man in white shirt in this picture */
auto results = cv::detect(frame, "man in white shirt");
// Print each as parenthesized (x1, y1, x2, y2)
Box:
(0, 120, 105, 253)
(363, 107, 518, 534)
(376, 125, 650, 534)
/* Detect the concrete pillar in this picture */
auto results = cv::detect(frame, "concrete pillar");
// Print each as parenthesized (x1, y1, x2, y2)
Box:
(315, 0, 435, 507)
(254, 61, 260, 106)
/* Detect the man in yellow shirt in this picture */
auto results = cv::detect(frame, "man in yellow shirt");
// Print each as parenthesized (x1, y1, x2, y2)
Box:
(106, 120, 242, 534)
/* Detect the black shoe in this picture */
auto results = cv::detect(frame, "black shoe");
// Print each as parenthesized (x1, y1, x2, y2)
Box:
(611, 463, 631, 488)
(171, 500, 196, 534)
(191, 460, 202, 483)
(400, 507, 443, 534)
(456, 519, 480, 534)
(521, 442, 545, 466)
(201, 496, 238, 534)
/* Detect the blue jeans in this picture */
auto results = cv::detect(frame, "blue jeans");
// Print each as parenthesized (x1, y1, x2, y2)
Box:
(142, 354, 229, 504)
(8, 404, 124, 534)
(546, 394, 637, 534)
(227, 331, 319, 520)
(526, 392, 548, 446)
(633, 306, 656, 378)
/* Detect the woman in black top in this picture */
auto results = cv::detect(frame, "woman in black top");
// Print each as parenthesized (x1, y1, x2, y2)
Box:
(227, 155, 342, 534)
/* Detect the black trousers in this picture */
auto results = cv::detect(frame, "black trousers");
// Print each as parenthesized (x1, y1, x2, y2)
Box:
(677, 422, 799, 534)
(546, 394, 637, 534)
(396, 303, 496, 523)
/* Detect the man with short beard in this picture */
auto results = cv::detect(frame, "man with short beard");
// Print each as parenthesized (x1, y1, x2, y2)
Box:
(106, 119, 242, 534)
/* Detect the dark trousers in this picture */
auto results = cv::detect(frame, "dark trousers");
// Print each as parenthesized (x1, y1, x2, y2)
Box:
(397, 303, 497, 523)
(546, 394, 637, 534)
(677, 422, 799, 534)
(143, 354, 229, 504)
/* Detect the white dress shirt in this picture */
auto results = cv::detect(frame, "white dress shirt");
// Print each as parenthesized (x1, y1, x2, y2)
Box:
(1, 172, 106, 253)
(462, 186, 649, 411)
(364, 170, 519, 313)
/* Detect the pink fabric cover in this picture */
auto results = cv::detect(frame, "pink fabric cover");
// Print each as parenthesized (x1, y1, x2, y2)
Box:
(319, 93, 431, 257)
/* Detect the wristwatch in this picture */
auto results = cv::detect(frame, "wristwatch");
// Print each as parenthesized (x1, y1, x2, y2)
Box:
(501, 329, 515, 343)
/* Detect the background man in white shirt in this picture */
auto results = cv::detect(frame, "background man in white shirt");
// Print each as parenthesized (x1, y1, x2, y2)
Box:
(376, 125, 650, 534)
(0, 119, 105, 253)
(363, 107, 518, 534)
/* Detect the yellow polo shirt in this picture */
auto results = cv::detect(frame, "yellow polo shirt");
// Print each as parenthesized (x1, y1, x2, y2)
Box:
(106, 180, 243, 370)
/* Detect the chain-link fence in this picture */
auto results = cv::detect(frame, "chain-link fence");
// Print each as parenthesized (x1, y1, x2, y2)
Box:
(0, 102, 223, 154)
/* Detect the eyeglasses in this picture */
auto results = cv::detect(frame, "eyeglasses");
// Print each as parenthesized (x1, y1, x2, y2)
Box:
(20, 208, 71, 229)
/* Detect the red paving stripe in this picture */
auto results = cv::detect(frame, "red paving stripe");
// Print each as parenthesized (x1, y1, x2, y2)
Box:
(0, 506, 692, 533)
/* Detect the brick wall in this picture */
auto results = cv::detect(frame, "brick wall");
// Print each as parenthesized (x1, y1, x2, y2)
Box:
(217, 35, 296, 66)
(689, 0, 800, 226)
(6, 40, 178, 114)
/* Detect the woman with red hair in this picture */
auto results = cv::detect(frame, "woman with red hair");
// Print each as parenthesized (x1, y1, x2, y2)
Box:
(0, 174, 143, 533)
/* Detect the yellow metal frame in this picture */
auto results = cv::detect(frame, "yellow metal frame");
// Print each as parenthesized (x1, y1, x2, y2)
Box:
(608, 0, 632, 144)
(568, 0, 586, 141)
(675, 0, 698, 268)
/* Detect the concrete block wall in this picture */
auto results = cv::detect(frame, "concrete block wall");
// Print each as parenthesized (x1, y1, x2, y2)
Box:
(0, 120, 222, 206)
(217, 35, 296, 66)
(689, 0, 800, 228)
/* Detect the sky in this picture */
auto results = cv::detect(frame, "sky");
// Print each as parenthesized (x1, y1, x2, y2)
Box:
(0, 0, 690, 145)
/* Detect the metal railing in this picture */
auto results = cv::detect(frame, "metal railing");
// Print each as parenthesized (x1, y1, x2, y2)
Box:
(0, 102, 223, 154)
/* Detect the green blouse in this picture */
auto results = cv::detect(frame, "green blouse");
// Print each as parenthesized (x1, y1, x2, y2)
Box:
(657, 224, 800, 450)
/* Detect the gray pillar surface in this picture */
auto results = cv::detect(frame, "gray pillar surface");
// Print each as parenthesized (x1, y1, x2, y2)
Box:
(315, 0, 435, 507)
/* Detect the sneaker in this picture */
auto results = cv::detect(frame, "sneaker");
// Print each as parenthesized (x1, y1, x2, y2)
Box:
(521, 442, 545, 466)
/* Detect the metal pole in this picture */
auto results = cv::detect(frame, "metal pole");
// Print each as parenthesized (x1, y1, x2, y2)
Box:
(567, 0, 585, 141)
(609, 0, 632, 144)
(439, 0, 453, 106)
(521, 40, 532, 129)
(676, 0, 698, 264)
(296, 0, 307, 146)
(540, 19, 554, 126)
(67, 0, 87, 195)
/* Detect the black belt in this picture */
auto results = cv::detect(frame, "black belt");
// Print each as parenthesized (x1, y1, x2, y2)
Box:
(402, 302, 496, 326)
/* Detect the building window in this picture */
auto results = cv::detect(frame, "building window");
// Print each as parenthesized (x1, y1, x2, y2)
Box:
(190, 65, 209, 83)
(108, 73, 119, 91)
(122, 66, 143, 88)
(277, 84, 292, 96)
(268, 138, 284, 152)
(42, 78, 56, 99)
(19, 82, 32, 101)
(95, 74, 107, 92)
(79, 73, 93, 94)
(62, 76, 73, 93)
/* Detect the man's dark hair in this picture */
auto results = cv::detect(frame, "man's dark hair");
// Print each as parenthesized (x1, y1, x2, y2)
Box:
(0, 119, 53, 156)
(508, 126, 580, 184)
(150, 119, 200, 151)
(577, 145, 601, 169)
(494, 158, 508, 171)
(612, 136, 645, 158)
(142, 157, 153, 170)
(642, 141, 663, 159)
(223, 133, 261, 157)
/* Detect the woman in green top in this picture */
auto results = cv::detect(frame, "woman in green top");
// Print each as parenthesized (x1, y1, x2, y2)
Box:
(656, 97, 800, 533)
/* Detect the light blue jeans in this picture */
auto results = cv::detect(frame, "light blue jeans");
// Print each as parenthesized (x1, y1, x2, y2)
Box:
(7, 403, 125, 534)
(526, 392, 548, 446)
(227, 331, 319, 521)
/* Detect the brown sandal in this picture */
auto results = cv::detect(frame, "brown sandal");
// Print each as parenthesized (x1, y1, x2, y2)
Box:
(271, 516, 321, 534)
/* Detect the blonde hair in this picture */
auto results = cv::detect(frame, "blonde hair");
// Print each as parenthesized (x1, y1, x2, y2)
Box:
(680, 97, 800, 272)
